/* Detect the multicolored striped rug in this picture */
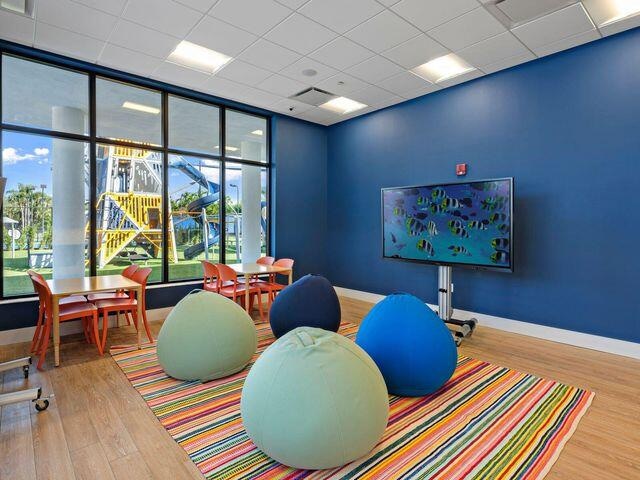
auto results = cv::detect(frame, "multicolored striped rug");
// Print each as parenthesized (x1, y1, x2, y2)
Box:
(111, 322, 593, 479)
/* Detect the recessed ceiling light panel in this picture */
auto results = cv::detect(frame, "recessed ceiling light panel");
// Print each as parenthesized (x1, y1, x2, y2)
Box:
(583, 0, 640, 26)
(167, 41, 232, 74)
(320, 97, 367, 115)
(251, 129, 264, 136)
(122, 101, 160, 115)
(411, 54, 476, 84)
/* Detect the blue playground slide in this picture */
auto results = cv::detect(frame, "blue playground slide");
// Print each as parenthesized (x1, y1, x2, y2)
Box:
(169, 157, 220, 260)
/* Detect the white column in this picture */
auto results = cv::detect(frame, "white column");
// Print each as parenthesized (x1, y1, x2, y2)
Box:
(52, 106, 86, 279)
(240, 141, 262, 263)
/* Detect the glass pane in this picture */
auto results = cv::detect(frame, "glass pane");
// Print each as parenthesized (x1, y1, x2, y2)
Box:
(168, 155, 221, 281)
(2, 131, 89, 296)
(1, 55, 89, 135)
(225, 162, 267, 263)
(96, 78, 162, 146)
(168, 96, 220, 155)
(225, 111, 267, 162)
(95, 144, 163, 282)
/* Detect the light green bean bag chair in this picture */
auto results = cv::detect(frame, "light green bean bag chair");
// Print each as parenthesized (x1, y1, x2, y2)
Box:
(241, 327, 389, 470)
(157, 290, 257, 381)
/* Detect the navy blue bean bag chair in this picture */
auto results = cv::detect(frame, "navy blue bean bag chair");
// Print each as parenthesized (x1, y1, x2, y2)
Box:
(356, 292, 457, 396)
(269, 274, 341, 338)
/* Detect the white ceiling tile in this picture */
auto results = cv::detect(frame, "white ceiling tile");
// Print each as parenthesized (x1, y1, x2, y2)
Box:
(349, 84, 398, 106)
(534, 29, 601, 57)
(299, 0, 383, 34)
(0, 9, 35, 45)
(238, 40, 301, 72)
(123, 0, 203, 38)
(241, 86, 282, 107)
(99, 44, 163, 76)
(457, 32, 530, 68)
(187, 16, 258, 56)
(480, 51, 535, 74)
(381, 34, 448, 69)
(264, 13, 336, 55)
(598, 12, 640, 37)
(34, 23, 105, 62)
(436, 68, 484, 88)
(401, 83, 441, 100)
(275, 0, 310, 9)
(257, 73, 307, 97)
(378, 71, 433, 96)
(174, 0, 219, 13)
(37, 0, 118, 41)
(512, 3, 595, 50)
(203, 76, 248, 99)
(110, 19, 179, 58)
(216, 59, 273, 86)
(153, 61, 211, 88)
(308, 37, 374, 71)
(210, 0, 292, 36)
(270, 97, 314, 115)
(280, 57, 338, 84)
(339, 105, 377, 121)
(428, 7, 506, 51)
(297, 107, 342, 125)
(377, 0, 402, 6)
(345, 10, 420, 52)
(314, 73, 369, 95)
(346, 55, 404, 83)
(71, 0, 128, 16)
(391, 0, 478, 32)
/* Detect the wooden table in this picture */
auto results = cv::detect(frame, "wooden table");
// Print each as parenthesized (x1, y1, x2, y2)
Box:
(227, 263, 293, 312)
(46, 275, 144, 367)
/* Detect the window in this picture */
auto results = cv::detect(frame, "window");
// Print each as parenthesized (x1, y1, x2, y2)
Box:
(96, 78, 162, 146)
(168, 155, 221, 281)
(225, 110, 267, 162)
(0, 52, 270, 299)
(1, 55, 89, 135)
(169, 96, 220, 155)
(2, 131, 89, 296)
(225, 163, 268, 263)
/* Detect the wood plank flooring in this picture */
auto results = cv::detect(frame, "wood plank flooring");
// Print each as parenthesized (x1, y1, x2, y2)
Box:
(1, 296, 638, 479)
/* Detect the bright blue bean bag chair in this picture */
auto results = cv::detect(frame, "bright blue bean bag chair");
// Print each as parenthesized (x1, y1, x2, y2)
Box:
(355, 292, 457, 396)
(269, 274, 341, 338)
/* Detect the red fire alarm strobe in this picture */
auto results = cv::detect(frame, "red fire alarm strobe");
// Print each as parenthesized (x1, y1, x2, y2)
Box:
(456, 163, 467, 176)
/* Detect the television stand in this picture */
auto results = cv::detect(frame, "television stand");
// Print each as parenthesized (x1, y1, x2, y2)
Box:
(436, 266, 477, 346)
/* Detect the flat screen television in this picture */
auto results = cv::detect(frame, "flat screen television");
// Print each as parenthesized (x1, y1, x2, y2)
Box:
(381, 178, 513, 272)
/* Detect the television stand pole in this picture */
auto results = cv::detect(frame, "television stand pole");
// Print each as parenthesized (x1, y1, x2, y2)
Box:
(437, 266, 477, 346)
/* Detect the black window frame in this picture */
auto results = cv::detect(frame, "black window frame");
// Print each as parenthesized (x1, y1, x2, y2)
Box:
(0, 45, 272, 300)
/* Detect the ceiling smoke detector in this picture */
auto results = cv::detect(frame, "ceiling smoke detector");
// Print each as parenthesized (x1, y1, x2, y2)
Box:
(302, 69, 318, 77)
(289, 87, 337, 106)
(485, 0, 578, 27)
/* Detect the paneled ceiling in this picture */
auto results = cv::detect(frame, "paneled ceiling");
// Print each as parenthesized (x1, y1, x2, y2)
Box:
(1, 0, 639, 125)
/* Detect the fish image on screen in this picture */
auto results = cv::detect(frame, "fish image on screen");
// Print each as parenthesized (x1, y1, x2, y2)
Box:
(382, 178, 513, 271)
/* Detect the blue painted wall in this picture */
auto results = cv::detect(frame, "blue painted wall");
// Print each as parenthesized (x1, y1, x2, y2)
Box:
(326, 28, 640, 343)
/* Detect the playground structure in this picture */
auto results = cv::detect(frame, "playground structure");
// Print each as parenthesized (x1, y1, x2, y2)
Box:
(94, 145, 265, 269)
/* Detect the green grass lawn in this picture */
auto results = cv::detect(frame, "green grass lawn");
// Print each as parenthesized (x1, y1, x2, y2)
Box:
(2, 244, 245, 297)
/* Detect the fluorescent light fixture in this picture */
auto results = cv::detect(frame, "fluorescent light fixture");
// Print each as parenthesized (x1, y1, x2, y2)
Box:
(122, 101, 160, 115)
(411, 54, 475, 84)
(584, 0, 640, 26)
(225, 146, 239, 152)
(251, 129, 264, 136)
(167, 41, 232, 74)
(1, 0, 27, 14)
(320, 96, 367, 115)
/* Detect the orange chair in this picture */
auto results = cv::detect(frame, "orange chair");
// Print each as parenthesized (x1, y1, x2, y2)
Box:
(215, 263, 266, 322)
(27, 270, 88, 354)
(31, 275, 101, 370)
(87, 264, 138, 302)
(202, 260, 222, 293)
(256, 256, 275, 265)
(260, 258, 294, 302)
(94, 267, 153, 351)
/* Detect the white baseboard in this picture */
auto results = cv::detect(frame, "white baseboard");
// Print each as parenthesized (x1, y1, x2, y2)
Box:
(0, 306, 173, 347)
(334, 286, 640, 360)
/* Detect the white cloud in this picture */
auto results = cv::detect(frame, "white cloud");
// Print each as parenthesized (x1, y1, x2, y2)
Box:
(2, 146, 50, 165)
(34, 147, 49, 156)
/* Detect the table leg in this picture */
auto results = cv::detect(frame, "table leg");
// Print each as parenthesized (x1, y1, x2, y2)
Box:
(53, 296, 60, 367)
(244, 274, 251, 313)
(136, 286, 142, 349)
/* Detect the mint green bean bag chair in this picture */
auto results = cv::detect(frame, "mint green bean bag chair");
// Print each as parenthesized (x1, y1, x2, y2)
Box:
(157, 290, 257, 382)
(241, 327, 389, 470)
